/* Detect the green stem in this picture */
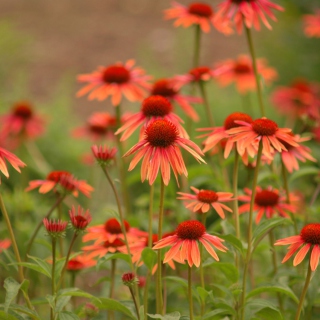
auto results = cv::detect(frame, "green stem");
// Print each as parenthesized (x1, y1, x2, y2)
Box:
(115, 104, 131, 216)
(295, 263, 313, 320)
(188, 265, 194, 320)
(240, 141, 263, 320)
(281, 160, 298, 234)
(144, 184, 154, 318)
(244, 25, 265, 117)
(57, 233, 78, 290)
(109, 259, 116, 299)
(0, 193, 34, 311)
(233, 149, 240, 243)
(25, 194, 66, 260)
(129, 286, 140, 320)
(156, 178, 165, 314)
(193, 24, 201, 68)
(198, 81, 214, 126)
(51, 238, 57, 320)
(57, 198, 64, 257)
(199, 210, 207, 315)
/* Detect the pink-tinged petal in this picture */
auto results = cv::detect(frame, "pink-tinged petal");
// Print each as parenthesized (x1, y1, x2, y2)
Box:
(187, 240, 194, 267)
(153, 235, 178, 249)
(190, 186, 200, 194)
(281, 242, 303, 263)
(39, 181, 56, 194)
(180, 240, 189, 264)
(274, 235, 302, 246)
(149, 148, 161, 185)
(163, 241, 182, 264)
(310, 245, 320, 271)
(255, 208, 265, 224)
(201, 203, 210, 212)
(199, 238, 219, 261)
(193, 202, 204, 212)
(191, 240, 201, 267)
(293, 244, 311, 266)
(211, 203, 225, 219)
(202, 234, 228, 252)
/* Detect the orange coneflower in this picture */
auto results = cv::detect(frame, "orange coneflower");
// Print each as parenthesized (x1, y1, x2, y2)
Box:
(0, 147, 26, 178)
(177, 186, 234, 218)
(124, 119, 206, 186)
(164, 1, 232, 34)
(153, 220, 228, 267)
(77, 60, 152, 106)
(216, 0, 284, 34)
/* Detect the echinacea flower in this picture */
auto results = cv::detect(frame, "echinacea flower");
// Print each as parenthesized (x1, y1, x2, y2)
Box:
(69, 206, 92, 232)
(0, 239, 11, 253)
(199, 112, 254, 159)
(303, 10, 320, 38)
(238, 186, 298, 224)
(66, 253, 96, 271)
(91, 145, 117, 166)
(271, 79, 320, 121)
(153, 220, 228, 267)
(43, 218, 68, 238)
(275, 223, 320, 271)
(227, 117, 299, 159)
(150, 78, 202, 121)
(0, 101, 45, 145)
(25, 170, 94, 198)
(214, 55, 278, 94)
(216, 0, 284, 34)
(76, 60, 151, 106)
(0, 147, 26, 178)
(122, 272, 139, 287)
(115, 95, 188, 141)
(177, 186, 234, 218)
(124, 119, 206, 186)
(83, 303, 99, 318)
(164, 1, 232, 34)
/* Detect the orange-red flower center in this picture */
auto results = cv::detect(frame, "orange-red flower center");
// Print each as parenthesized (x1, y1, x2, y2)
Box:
(89, 123, 108, 135)
(189, 66, 210, 82)
(67, 259, 85, 271)
(104, 238, 125, 248)
(176, 220, 206, 240)
(47, 171, 72, 182)
(13, 104, 33, 119)
(224, 112, 253, 130)
(252, 118, 278, 136)
(104, 218, 130, 234)
(233, 62, 251, 74)
(145, 119, 178, 147)
(197, 190, 218, 203)
(102, 65, 130, 84)
(188, 3, 213, 17)
(254, 190, 279, 207)
(300, 224, 320, 245)
(151, 79, 177, 97)
(144, 234, 158, 247)
(142, 95, 172, 117)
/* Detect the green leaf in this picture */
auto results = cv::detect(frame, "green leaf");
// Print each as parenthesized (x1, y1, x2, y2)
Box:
(202, 308, 234, 319)
(96, 253, 131, 271)
(246, 285, 299, 304)
(256, 307, 283, 320)
(28, 255, 52, 277)
(12, 262, 51, 278)
(58, 288, 98, 301)
(252, 218, 291, 249)
(141, 248, 157, 271)
(164, 276, 187, 288)
(4, 278, 21, 313)
(55, 296, 71, 313)
(147, 311, 181, 320)
(196, 287, 211, 304)
(202, 262, 239, 283)
(7, 304, 40, 319)
(92, 276, 110, 287)
(0, 311, 19, 320)
(58, 311, 80, 320)
(245, 299, 282, 320)
(289, 166, 319, 183)
(94, 298, 136, 319)
(217, 234, 244, 257)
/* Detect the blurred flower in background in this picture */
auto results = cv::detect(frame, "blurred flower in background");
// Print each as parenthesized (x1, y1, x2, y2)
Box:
(303, 9, 320, 38)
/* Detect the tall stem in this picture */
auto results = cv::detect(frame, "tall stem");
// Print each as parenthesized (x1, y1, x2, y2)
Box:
(25, 194, 66, 259)
(129, 286, 141, 320)
(193, 25, 201, 68)
(240, 141, 263, 320)
(156, 179, 165, 314)
(57, 198, 64, 257)
(295, 263, 313, 320)
(51, 238, 57, 320)
(233, 149, 240, 243)
(198, 81, 214, 126)
(199, 212, 207, 316)
(115, 104, 130, 216)
(244, 25, 265, 117)
(188, 265, 194, 320)
(109, 259, 116, 299)
(281, 160, 298, 234)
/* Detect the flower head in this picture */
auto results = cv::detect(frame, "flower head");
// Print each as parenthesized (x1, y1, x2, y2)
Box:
(275, 223, 320, 271)
(122, 272, 139, 287)
(25, 170, 94, 198)
(216, 0, 284, 34)
(43, 218, 68, 238)
(82, 238, 126, 259)
(82, 303, 99, 318)
(239, 186, 298, 224)
(0, 147, 26, 179)
(0, 101, 45, 147)
(214, 55, 278, 94)
(124, 119, 205, 186)
(153, 220, 228, 267)
(150, 78, 201, 121)
(77, 60, 151, 106)
(164, 1, 232, 34)
(177, 186, 233, 218)
(91, 145, 117, 166)
(303, 10, 320, 38)
(227, 117, 299, 159)
(115, 95, 188, 141)
(69, 206, 92, 232)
